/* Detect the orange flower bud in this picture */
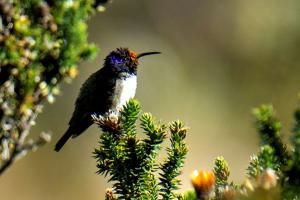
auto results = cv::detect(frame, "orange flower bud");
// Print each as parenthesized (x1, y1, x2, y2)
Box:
(257, 168, 277, 190)
(191, 170, 215, 199)
(222, 186, 237, 200)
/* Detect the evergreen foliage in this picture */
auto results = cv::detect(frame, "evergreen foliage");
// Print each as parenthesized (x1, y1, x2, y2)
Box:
(93, 99, 300, 200)
(247, 145, 281, 178)
(213, 156, 230, 189)
(159, 121, 188, 200)
(180, 190, 197, 200)
(93, 99, 188, 200)
(0, 0, 105, 174)
(182, 101, 300, 200)
(252, 105, 290, 167)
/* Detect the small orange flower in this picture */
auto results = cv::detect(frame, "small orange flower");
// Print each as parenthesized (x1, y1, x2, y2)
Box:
(222, 186, 237, 200)
(257, 168, 278, 190)
(191, 170, 215, 198)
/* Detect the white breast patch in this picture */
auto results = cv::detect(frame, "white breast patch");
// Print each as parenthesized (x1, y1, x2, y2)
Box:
(112, 75, 137, 111)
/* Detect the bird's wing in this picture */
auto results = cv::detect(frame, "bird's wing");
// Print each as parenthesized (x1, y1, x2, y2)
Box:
(68, 67, 115, 126)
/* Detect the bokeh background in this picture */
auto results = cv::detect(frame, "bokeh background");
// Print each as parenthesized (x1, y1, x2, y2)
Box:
(2, 1, 300, 199)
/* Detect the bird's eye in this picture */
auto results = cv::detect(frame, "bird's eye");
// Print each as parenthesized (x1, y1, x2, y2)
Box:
(111, 56, 124, 64)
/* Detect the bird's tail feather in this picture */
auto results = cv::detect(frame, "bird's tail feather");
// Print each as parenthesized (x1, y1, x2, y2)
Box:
(54, 128, 73, 152)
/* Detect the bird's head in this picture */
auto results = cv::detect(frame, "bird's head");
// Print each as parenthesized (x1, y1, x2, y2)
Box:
(104, 48, 160, 75)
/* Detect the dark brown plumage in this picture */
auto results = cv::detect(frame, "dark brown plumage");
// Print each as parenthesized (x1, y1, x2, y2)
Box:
(55, 48, 160, 151)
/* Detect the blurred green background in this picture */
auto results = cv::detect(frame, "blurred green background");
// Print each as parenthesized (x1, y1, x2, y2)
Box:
(2, 1, 300, 199)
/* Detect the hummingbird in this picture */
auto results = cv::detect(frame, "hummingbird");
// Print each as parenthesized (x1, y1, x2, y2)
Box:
(54, 48, 160, 151)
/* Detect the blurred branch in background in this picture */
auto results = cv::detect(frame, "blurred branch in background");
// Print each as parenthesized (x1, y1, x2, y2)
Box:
(0, 0, 110, 175)
(183, 101, 300, 200)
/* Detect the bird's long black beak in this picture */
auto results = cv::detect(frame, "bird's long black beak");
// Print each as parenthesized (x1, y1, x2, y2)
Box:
(137, 51, 161, 59)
